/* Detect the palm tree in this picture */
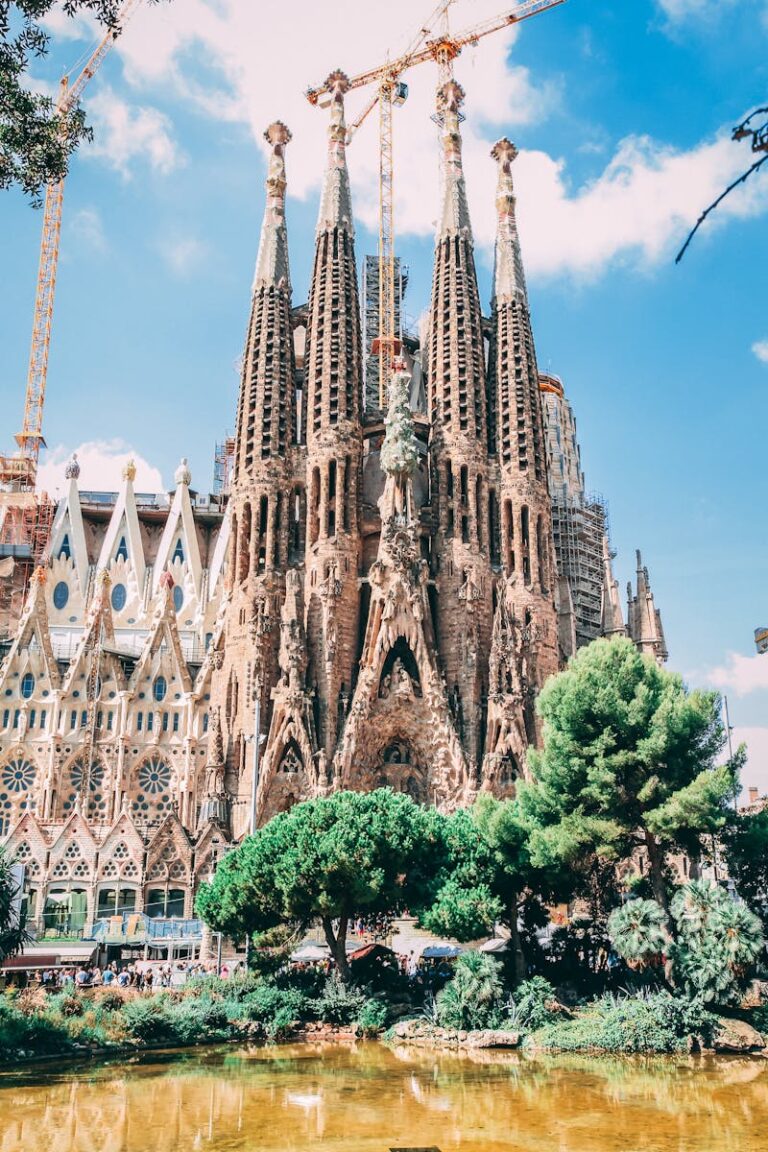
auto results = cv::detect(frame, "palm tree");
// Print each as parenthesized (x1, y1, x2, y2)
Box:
(436, 952, 505, 1030)
(607, 899, 670, 970)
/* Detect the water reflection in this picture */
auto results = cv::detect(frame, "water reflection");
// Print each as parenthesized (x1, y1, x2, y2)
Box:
(0, 1043, 766, 1152)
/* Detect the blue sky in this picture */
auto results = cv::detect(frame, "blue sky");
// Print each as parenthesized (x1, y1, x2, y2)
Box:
(1, 0, 767, 790)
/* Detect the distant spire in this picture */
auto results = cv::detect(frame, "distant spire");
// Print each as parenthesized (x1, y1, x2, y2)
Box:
(437, 80, 471, 239)
(600, 536, 625, 637)
(317, 71, 354, 235)
(253, 120, 292, 291)
(491, 138, 527, 305)
(627, 548, 668, 663)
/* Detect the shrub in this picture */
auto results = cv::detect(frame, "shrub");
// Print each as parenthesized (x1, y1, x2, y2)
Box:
(530, 990, 715, 1054)
(509, 977, 558, 1032)
(356, 997, 388, 1036)
(49, 992, 84, 1018)
(670, 882, 764, 1005)
(120, 997, 175, 1045)
(436, 953, 505, 1031)
(0, 998, 73, 1058)
(241, 982, 309, 1037)
(608, 899, 670, 969)
(167, 998, 231, 1045)
(312, 972, 366, 1026)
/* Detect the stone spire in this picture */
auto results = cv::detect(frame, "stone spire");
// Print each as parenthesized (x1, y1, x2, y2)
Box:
(490, 138, 544, 482)
(317, 70, 354, 236)
(305, 71, 362, 436)
(428, 80, 486, 444)
(302, 71, 363, 760)
(438, 80, 472, 239)
(601, 536, 626, 638)
(492, 138, 527, 305)
(234, 121, 296, 482)
(254, 121, 292, 291)
(627, 550, 668, 664)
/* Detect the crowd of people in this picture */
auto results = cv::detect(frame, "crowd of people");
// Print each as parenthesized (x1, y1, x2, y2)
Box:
(28, 958, 247, 993)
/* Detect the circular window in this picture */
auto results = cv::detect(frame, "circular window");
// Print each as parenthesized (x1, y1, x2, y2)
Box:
(153, 676, 167, 703)
(20, 673, 35, 700)
(172, 585, 184, 613)
(111, 583, 127, 612)
(1, 758, 35, 793)
(52, 581, 69, 610)
(137, 758, 172, 795)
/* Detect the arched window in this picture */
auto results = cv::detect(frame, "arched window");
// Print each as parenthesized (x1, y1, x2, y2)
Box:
(60, 759, 108, 821)
(238, 503, 251, 584)
(172, 585, 184, 613)
(172, 538, 185, 563)
(153, 676, 167, 703)
(20, 673, 35, 699)
(115, 536, 128, 562)
(58, 535, 71, 560)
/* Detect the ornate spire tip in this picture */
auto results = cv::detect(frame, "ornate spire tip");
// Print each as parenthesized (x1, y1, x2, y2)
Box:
(264, 121, 292, 148)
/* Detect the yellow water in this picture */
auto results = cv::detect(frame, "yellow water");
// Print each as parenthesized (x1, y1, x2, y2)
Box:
(1, 1043, 767, 1152)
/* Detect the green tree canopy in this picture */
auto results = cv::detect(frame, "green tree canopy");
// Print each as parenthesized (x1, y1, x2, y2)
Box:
(1, 1, 161, 200)
(722, 807, 768, 930)
(518, 637, 736, 910)
(196, 789, 446, 981)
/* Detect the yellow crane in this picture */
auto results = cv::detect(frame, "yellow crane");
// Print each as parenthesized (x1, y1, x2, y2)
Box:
(306, 0, 565, 408)
(0, 0, 142, 493)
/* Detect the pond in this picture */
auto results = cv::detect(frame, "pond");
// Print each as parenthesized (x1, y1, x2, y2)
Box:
(0, 1042, 766, 1152)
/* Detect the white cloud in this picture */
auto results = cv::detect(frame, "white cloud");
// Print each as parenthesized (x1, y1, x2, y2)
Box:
(704, 651, 768, 697)
(157, 234, 208, 276)
(100, 0, 768, 281)
(38, 440, 164, 494)
(752, 339, 768, 364)
(85, 86, 182, 177)
(656, 0, 737, 19)
(69, 207, 107, 253)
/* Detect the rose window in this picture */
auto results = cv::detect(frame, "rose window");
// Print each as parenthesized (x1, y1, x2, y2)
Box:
(1, 759, 35, 794)
(138, 759, 172, 795)
(62, 760, 108, 818)
(132, 758, 173, 822)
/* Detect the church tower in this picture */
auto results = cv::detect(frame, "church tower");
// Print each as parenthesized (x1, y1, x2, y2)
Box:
(302, 72, 364, 760)
(215, 121, 298, 832)
(483, 138, 559, 787)
(427, 81, 493, 778)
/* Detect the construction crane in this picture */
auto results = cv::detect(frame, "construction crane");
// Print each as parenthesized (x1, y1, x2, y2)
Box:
(306, 0, 565, 408)
(0, 0, 142, 494)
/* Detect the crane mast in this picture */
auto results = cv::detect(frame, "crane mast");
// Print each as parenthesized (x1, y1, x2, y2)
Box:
(307, 0, 564, 407)
(0, 0, 141, 494)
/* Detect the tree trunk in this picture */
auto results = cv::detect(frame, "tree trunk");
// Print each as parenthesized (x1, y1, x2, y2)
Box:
(508, 895, 526, 985)
(644, 830, 670, 916)
(321, 914, 351, 983)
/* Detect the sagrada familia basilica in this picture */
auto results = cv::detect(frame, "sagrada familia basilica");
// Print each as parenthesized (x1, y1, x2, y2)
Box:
(0, 75, 667, 936)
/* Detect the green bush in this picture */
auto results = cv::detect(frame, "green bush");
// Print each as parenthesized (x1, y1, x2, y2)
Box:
(48, 992, 84, 1018)
(120, 997, 175, 1045)
(241, 982, 309, 1037)
(530, 990, 715, 1054)
(312, 972, 366, 1026)
(167, 997, 231, 1045)
(436, 953, 505, 1031)
(0, 998, 74, 1058)
(356, 997, 388, 1036)
(509, 977, 558, 1032)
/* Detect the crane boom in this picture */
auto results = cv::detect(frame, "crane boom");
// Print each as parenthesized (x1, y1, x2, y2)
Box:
(0, 0, 142, 493)
(306, 0, 564, 407)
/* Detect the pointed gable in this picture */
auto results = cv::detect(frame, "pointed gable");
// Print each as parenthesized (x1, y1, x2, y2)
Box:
(96, 460, 146, 591)
(130, 573, 192, 695)
(153, 460, 203, 599)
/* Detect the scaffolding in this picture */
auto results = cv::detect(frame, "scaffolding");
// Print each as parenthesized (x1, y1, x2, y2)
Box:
(362, 254, 408, 415)
(212, 436, 235, 496)
(0, 490, 55, 635)
(551, 492, 607, 649)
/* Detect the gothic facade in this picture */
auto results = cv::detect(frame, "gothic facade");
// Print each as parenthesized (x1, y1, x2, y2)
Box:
(0, 76, 666, 935)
